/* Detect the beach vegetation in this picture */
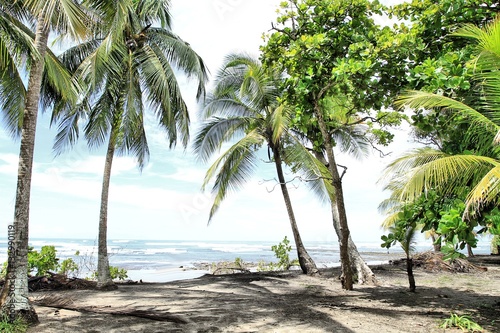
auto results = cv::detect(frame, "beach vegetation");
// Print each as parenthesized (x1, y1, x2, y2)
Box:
(27, 246, 59, 277)
(381, 215, 419, 292)
(440, 313, 483, 332)
(256, 260, 268, 272)
(1, 246, 128, 282)
(58, 258, 79, 277)
(0, 314, 28, 333)
(193, 53, 319, 275)
(269, 236, 299, 271)
(50, 0, 208, 290)
(92, 266, 128, 281)
(109, 266, 128, 281)
(380, 16, 500, 257)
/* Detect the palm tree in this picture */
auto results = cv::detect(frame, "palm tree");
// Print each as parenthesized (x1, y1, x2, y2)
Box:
(193, 53, 319, 275)
(51, 0, 208, 289)
(382, 18, 500, 239)
(0, 0, 87, 322)
(388, 220, 419, 292)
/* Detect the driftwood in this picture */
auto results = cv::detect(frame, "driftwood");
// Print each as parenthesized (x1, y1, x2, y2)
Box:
(28, 272, 97, 291)
(212, 267, 251, 275)
(32, 295, 187, 324)
(390, 251, 488, 273)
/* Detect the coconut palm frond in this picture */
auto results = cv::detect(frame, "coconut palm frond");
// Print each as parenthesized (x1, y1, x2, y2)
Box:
(148, 28, 208, 99)
(203, 130, 265, 223)
(382, 148, 498, 202)
(282, 137, 333, 204)
(396, 90, 499, 138)
(332, 124, 370, 160)
(193, 117, 251, 163)
(381, 212, 400, 230)
(466, 164, 500, 212)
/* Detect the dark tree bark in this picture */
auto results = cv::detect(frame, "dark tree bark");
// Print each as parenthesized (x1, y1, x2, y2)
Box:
(272, 145, 319, 275)
(406, 257, 416, 292)
(312, 96, 353, 290)
(314, 152, 376, 285)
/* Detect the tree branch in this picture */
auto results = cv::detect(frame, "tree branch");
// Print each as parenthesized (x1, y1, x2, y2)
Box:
(259, 174, 332, 193)
(337, 164, 347, 181)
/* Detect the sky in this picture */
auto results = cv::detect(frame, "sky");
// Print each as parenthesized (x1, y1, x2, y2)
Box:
(0, 0, 421, 244)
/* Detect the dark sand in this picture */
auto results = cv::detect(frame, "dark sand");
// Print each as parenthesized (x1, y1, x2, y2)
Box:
(27, 256, 500, 332)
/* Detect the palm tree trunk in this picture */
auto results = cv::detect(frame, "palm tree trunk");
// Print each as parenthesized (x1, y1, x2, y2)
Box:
(0, 11, 50, 324)
(313, 97, 353, 290)
(330, 206, 376, 284)
(467, 244, 474, 257)
(96, 133, 118, 290)
(314, 151, 375, 284)
(406, 257, 416, 292)
(431, 232, 441, 252)
(272, 146, 319, 275)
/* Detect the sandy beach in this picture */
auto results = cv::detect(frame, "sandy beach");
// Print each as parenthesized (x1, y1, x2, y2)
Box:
(26, 256, 500, 333)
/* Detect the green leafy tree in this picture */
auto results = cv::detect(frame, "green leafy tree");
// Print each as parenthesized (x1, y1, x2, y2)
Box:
(0, 0, 87, 323)
(194, 54, 319, 275)
(52, 0, 208, 289)
(261, 0, 408, 290)
(382, 17, 500, 250)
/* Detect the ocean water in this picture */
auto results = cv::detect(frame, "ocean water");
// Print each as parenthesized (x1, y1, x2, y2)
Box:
(0, 238, 493, 283)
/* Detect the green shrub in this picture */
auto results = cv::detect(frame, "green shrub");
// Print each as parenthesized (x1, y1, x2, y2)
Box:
(269, 236, 299, 271)
(58, 258, 79, 277)
(28, 246, 59, 276)
(0, 314, 28, 333)
(440, 313, 483, 332)
(109, 266, 128, 280)
(93, 266, 128, 281)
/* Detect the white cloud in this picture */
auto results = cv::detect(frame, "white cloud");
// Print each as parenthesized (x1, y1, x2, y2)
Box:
(0, 154, 19, 175)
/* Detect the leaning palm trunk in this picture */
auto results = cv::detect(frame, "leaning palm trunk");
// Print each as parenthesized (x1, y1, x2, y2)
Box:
(0, 11, 50, 324)
(273, 146, 319, 275)
(312, 151, 375, 284)
(331, 206, 376, 284)
(96, 131, 118, 290)
(313, 99, 353, 290)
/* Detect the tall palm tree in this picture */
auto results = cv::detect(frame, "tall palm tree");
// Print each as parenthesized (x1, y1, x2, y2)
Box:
(52, 0, 208, 288)
(382, 18, 500, 234)
(193, 53, 319, 275)
(0, 0, 87, 322)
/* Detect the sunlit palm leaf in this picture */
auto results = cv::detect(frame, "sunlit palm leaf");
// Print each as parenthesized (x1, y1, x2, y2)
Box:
(395, 90, 499, 139)
(149, 28, 207, 99)
(466, 165, 500, 212)
(193, 117, 252, 163)
(25, 0, 89, 39)
(382, 148, 498, 202)
(203, 130, 265, 222)
(282, 136, 334, 204)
